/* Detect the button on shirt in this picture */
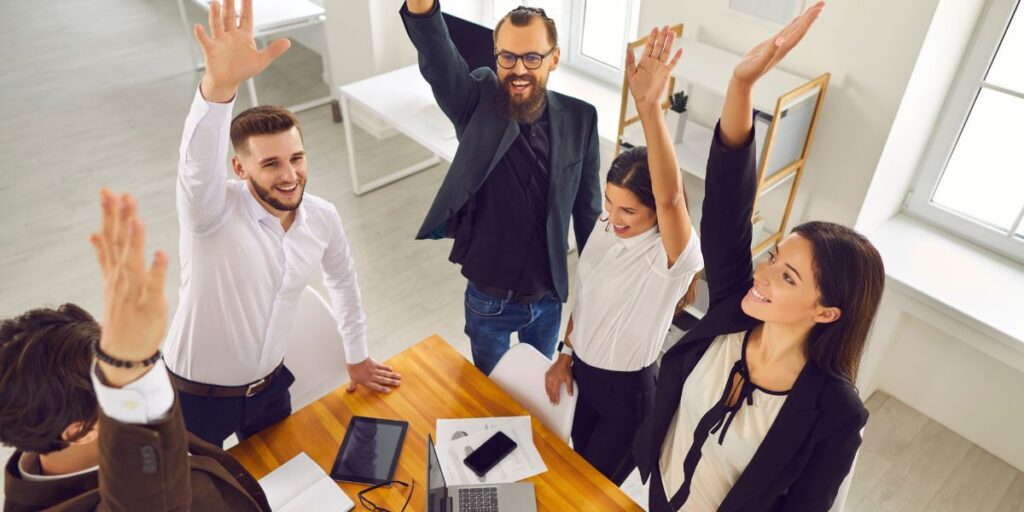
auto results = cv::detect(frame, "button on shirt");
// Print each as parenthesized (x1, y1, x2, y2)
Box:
(455, 108, 555, 295)
(569, 222, 703, 371)
(163, 88, 368, 386)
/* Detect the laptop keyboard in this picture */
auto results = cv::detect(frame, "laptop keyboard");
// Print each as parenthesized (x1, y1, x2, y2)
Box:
(457, 487, 499, 512)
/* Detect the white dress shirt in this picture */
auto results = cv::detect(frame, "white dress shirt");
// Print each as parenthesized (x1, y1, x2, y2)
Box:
(163, 87, 368, 386)
(659, 332, 789, 510)
(569, 221, 703, 371)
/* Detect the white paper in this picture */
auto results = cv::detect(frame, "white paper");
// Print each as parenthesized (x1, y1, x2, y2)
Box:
(259, 452, 354, 512)
(434, 416, 547, 486)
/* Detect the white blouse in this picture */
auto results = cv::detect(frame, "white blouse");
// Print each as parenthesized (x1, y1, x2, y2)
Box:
(659, 332, 790, 511)
(569, 221, 703, 371)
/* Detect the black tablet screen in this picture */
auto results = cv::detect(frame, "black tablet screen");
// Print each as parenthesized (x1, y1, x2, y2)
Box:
(330, 417, 408, 484)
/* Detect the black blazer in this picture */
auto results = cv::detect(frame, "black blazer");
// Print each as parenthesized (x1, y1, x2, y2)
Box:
(400, 3, 603, 302)
(633, 124, 868, 512)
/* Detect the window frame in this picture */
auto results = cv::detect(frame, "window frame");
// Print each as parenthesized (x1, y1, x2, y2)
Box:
(563, 0, 642, 85)
(905, 0, 1024, 263)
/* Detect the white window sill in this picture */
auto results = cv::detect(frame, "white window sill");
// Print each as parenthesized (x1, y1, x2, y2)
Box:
(867, 214, 1024, 350)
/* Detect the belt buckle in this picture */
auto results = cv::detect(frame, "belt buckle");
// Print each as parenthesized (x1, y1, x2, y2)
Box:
(245, 377, 267, 398)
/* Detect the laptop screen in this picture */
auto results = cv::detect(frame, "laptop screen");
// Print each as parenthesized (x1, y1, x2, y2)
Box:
(427, 434, 447, 512)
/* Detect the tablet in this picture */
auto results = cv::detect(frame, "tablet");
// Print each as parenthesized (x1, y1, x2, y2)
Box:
(330, 416, 409, 485)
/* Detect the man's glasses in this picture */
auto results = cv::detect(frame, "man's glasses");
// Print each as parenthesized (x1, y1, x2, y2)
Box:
(358, 479, 416, 512)
(495, 48, 557, 70)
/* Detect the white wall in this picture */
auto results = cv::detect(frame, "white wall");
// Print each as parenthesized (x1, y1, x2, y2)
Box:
(859, 289, 1024, 471)
(639, 0, 942, 227)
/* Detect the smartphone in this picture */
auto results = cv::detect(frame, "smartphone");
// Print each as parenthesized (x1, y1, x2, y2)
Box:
(463, 431, 518, 478)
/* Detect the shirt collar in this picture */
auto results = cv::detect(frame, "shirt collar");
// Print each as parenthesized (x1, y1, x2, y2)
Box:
(18, 453, 97, 483)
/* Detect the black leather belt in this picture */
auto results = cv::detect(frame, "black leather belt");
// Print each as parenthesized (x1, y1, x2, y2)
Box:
(169, 363, 285, 398)
(471, 282, 551, 304)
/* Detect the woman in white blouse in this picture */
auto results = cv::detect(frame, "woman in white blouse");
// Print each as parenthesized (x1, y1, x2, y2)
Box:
(634, 4, 887, 511)
(542, 25, 703, 486)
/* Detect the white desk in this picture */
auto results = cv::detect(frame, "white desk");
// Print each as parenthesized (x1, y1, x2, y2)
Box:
(339, 64, 622, 195)
(339, 65, 455, 195)
(176, 0, 332, 113)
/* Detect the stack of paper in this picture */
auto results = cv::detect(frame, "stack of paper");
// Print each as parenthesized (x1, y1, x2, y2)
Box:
(435, 416, 547, 486)
(258, 452, 354, 512)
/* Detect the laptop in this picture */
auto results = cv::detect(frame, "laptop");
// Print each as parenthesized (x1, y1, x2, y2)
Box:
(427, 434, 537, 512)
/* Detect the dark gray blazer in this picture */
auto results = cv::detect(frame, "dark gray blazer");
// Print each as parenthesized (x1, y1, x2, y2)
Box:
(400, 3, 602, 302)
(634, 125, 868, 512)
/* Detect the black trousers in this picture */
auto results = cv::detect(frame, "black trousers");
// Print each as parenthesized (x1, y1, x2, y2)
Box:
(571, 354, 658, 486)
(176, 367, 295, 448)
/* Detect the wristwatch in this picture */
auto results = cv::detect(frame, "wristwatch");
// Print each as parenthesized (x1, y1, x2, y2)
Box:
(557, 340, 573, 357)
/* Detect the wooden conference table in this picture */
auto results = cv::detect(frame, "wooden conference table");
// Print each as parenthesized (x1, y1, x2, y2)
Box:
(230, 335, 642, 511)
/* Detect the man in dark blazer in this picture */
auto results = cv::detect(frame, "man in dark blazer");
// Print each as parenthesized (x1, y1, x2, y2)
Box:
(1, 191, 270, 512)
(401, 0, 602, 375)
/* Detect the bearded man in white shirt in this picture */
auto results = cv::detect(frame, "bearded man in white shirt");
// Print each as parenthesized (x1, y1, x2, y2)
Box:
(162, 0, 401, 446)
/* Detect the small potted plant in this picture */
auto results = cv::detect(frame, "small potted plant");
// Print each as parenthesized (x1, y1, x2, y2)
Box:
(666, 90, 689, 144)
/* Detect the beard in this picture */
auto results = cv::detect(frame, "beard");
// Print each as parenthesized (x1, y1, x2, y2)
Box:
(496, 73, 548, 124)
(250, 177, 306, 211)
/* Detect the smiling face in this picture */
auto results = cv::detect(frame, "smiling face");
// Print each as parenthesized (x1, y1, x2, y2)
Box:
(742, 233, 841, 328)
(494, 14, 559, 123)
(604, 183, 657, 238)
(231, 127, 307, 214)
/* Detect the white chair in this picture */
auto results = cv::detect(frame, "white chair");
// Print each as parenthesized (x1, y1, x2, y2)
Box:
(489, 343, 578, 441)
(284, 286, 349, 410)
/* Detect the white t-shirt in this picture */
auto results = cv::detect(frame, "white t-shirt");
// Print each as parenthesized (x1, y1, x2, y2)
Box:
(659, 332, 790, 510)
(569, 221, 703, 371)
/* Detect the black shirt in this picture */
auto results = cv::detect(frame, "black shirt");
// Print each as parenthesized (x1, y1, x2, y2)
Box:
(455, 107, 554, 295)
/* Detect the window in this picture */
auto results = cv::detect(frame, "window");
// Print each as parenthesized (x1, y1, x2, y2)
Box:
(488, 0, 641, 84)
(907, 0, 1024, 262)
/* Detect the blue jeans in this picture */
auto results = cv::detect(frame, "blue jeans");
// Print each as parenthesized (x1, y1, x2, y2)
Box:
(464, 282, 562, 375)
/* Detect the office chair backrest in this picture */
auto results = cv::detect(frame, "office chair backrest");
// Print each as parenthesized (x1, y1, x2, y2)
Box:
(489, 343, 577, 441)
(284, 286, 349, 410)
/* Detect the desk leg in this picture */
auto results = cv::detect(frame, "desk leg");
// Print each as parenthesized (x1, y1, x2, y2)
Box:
(176, 0, 203, 70)
(246, 77, 259, 108)
(341, 96, 442, 196)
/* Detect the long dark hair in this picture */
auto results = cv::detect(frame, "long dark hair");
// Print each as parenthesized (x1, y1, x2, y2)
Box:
(606, 146, 699, 311)
(792, 222, 885, 385)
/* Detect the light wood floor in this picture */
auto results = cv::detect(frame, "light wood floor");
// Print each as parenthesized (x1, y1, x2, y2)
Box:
(0, 0, 1021, 510)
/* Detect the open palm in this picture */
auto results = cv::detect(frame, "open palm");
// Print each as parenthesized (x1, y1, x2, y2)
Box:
(733, 2, 824, 85)
(194, 0, 290, 93)
(626, 26, 682, 110)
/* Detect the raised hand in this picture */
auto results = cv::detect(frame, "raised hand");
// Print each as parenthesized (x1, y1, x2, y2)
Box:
(194, 0, 291, 102)
(732, 2, 824, 86)
(625, 26, 683, 113)
(89, 190, 169, 387)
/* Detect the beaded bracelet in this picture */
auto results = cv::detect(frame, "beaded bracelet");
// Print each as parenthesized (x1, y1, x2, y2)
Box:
(92, 340, 162, 369)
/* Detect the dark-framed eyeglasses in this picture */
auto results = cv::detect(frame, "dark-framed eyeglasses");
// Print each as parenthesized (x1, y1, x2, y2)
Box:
(357, 479, 416, 512)
(495, 48, 557, 70)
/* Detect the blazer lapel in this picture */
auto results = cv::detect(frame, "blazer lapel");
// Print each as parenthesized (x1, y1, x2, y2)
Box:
(718, 364, 826, 512)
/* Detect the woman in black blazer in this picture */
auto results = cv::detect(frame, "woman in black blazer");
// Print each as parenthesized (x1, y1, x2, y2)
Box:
(634, 3, 886, 511)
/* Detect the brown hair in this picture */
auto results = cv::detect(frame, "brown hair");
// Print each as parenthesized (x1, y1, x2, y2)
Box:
(494, 6, 558, 48)
(230, 105, 303, 154)
(0, 304, 100, 454)
(792, 221, 885, 385)
(606, 146, 700, 312)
